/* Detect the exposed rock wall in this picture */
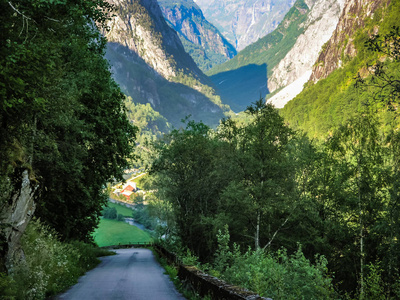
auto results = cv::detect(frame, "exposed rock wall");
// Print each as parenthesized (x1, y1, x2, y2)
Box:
(0, 169, 38, 273)
(310, 0, 390, 82)
(106, 0, 203, 81)
(268, 0, 345, 107)
(104, 0, 226, 127)
(158, 0, 237, 71)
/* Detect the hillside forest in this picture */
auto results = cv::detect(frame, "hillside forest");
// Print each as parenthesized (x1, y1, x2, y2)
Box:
(146, 25, 400, 299)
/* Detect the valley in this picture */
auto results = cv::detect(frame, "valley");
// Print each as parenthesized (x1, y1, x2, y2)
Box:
(1, 0, 400, 299)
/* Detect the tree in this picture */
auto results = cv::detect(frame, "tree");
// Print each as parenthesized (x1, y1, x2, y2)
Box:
(151, 120, 233, 259)
(356, 26, 400, 108)
(320, 114, 389, 296)
(0, 0, 137, 241)
(222, 99, 295, 250)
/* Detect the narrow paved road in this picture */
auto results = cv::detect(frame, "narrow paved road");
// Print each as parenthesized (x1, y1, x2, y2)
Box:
(57, 248, 185, 300)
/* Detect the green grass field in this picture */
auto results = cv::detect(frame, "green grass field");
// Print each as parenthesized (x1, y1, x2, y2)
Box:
(93, 218, 152, 247)
(106, 202, 134, 217)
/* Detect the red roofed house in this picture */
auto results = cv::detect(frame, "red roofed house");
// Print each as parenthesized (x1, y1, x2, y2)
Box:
(120, 181, 137, 200)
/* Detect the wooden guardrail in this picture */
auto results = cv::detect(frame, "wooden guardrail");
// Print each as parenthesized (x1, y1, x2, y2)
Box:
(101, 242, 153, 250)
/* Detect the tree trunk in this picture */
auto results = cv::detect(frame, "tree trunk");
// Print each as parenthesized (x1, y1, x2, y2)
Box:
(358, 157, 364, 300)
(255, 210, 260, 250)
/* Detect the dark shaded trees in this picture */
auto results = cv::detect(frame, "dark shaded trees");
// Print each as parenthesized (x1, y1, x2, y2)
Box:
(0, 0, 137, 241)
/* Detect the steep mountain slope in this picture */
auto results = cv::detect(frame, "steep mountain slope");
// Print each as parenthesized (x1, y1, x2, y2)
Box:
(207, 0, 344, 111)
(158, 0, 237, 72)
(310, 0, 386, 82)
(104, 0, 229, 127)
(195, 0, 296, 51)
(267, 0, 345, 107)
(282, 0, 398, 138)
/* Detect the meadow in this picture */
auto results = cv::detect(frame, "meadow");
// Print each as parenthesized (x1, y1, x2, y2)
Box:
(94, 200, 152, 247)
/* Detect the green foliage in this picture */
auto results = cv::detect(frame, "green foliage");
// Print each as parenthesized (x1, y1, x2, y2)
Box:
(211, 230, 336, 300)
(364, 262, 386, 300)
(150, 98, 400, 297)
(0, 0, 138, 242)
(221, 100, 296, 250)
(6, 219, 109, 299)
(0, 272, 16, 299)
(132, 203, 157, 230)
(181, 249, 200, 267)
(124, 98, 170, 167)
(359, 25, 400, 107)
(103, 207, 117, 219)
(151, 101, 309, 259)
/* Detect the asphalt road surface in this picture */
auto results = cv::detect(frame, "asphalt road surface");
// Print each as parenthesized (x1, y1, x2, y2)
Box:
(57, 248, 186, 300)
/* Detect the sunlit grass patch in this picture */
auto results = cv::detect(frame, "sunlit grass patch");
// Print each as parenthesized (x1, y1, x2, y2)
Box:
(93, 218, 152, 247)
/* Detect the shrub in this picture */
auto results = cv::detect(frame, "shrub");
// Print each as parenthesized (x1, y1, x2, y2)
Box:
(7, 219, 111, 299)
(103, 207, 117, 219)
(0, 272, 16, 299)
(212, 229, 336, 299)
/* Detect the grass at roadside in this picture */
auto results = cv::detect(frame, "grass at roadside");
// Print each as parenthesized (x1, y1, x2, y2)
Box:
(93, 218, 152, 247)
(0, 219, 115, 299)
(152, 248, 210, 300)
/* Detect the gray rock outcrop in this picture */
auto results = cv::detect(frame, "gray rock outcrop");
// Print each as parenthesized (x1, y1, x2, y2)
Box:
(268, 0, 345, 108)
(0, 169, 38, 274)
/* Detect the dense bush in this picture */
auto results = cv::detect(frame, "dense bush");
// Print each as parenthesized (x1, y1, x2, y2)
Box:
(0, 219, 112, 299)
(103, 207, 125, 221)
(209, 227, 336, 300)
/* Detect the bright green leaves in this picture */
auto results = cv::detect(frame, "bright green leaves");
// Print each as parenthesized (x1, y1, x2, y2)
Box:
(151, 100, 298, 258)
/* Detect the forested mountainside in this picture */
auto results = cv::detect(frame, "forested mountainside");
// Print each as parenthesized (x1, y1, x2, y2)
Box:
(158, 0, 237, 72)
(105, 0, 230, 128)
(282, 0, 399, 138)
(194, 0, 296, 51)
(206, 0, 343, 112)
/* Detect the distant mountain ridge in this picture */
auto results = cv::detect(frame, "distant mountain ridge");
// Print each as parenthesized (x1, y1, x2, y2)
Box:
(205, 0, 345, 111)
(106, 0, 204, 82)
(195, 0, 296, 51)
(104, 0, 229, 127)
(158, 0, 237, 72)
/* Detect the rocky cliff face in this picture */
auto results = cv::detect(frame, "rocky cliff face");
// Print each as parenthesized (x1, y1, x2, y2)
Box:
(268, 0, 345, 107)
(106, 0, 204, 81)
(195, 0, 296, 50)
(105, 0, 226, 127)
(310, 0, 390, 82)
(158, 0, 237, 71)
(0, 169, 38, 273)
